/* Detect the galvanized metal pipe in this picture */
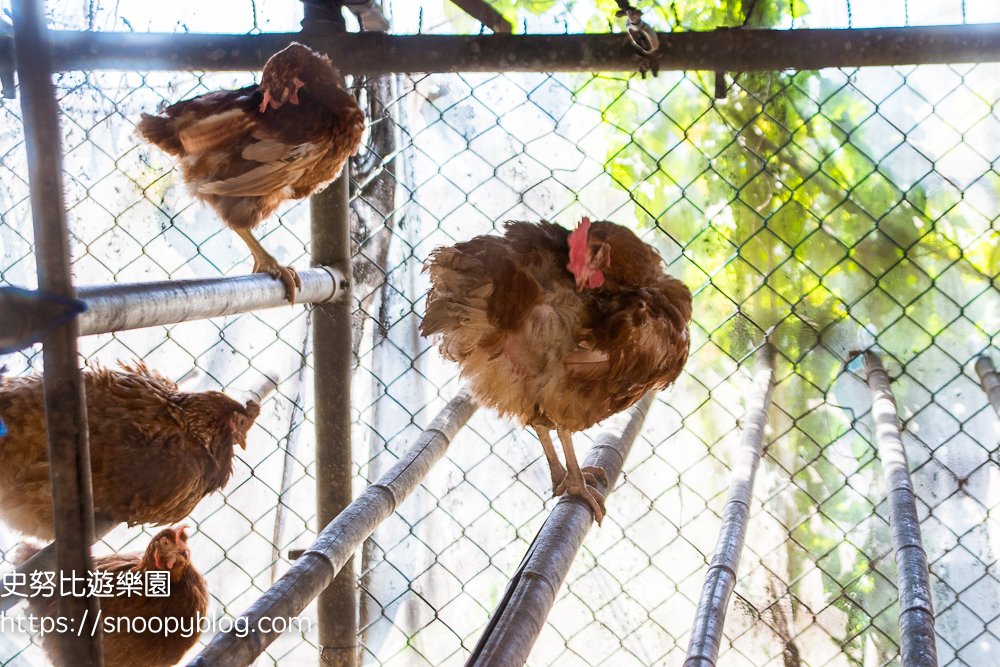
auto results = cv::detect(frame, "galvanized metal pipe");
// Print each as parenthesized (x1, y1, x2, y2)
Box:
(863, 352, 938, 667)
(0, 24, 998, 74)
(185, 390, 478, 667)
(685, 344, 776, 667)
(975, 355, 1000, 419)
(72, 267, 344, 337)
(308, 15, 357, 654)
(466, 392, 654, 667)
(11, 1, 102, 664)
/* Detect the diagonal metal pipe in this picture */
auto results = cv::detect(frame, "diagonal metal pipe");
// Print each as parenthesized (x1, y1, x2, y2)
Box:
(863, 352, 938, 667)
(465, 392, 654, 667)
(185, 390, 477, 667)
(685, 344, 776, 667)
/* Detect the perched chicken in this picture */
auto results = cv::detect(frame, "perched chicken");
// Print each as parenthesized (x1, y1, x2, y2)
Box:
(421, 218, 692, 524)
(27, 526, 209, 667)
(0, 362, 259, 540)
(135, 42, 366, 303)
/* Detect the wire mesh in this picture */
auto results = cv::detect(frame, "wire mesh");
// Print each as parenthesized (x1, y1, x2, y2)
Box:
(2, 2, 1000, 667)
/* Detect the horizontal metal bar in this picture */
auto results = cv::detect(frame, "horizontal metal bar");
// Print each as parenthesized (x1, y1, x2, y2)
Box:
(862, 352, 938, 667)
(685, 344, 776, 667)
(0, 24, 997, 74)
(185, 389, 478, 667)
(75, 266, 345, 336)
(466, 392, 653, 667)
(975, 355, 1000, 420)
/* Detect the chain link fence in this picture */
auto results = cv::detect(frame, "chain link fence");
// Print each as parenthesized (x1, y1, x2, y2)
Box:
(2, 1, 1000, 666)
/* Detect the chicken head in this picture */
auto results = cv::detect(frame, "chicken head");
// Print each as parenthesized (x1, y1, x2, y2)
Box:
(258, 43, 320, 112)
(567, 217, 611, 291)
(149, 526, 192, 573)
(230, 400, 261, 450)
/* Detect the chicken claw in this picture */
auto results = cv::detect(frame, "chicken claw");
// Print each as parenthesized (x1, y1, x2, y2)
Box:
(554, 467, 607, 526)
(550, 466, 608, 497)
(254, 259, 301, 305)
(581, 465, 609, 488)
(235, 228, 302, 303)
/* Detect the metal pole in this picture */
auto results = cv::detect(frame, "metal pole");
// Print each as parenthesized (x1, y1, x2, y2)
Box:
(685, 344, 776, 667)
(975, 355, 1000, 419)
(307, 3, 355, 662)
(1, 24, 999, 74)
(10, 1, 102, 665)
(862, 352, 938, 667)
(185, 391, 477, 667)
(74, 267, 345, 337)
(466, 392, 654, 667)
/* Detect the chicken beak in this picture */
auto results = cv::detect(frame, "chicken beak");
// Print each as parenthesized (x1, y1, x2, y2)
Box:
(575, 276, 587, 292)
(259, 90, 272, 114)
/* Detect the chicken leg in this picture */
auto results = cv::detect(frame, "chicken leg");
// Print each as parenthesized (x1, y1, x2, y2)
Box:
(535, 428, 567, 495)
(548, 428, 609, 525)
(234, 228, 302, 303)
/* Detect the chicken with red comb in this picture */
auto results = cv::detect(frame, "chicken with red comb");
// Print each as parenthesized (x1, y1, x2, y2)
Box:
(27, 526, 209, 667)
(421, 219, 692, 524)
(135, 42, 366, 303)
(0, 362, 259, 539)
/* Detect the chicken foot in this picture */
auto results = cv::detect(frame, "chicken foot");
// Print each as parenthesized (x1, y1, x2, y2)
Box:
(545, 428, 608, 525)
(234, 228, 302, 303)
(535, 428, 608, 495)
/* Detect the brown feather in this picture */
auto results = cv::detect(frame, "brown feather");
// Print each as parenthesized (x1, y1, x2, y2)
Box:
(420, 220, 692, 433)
(0, 363, 259, 540)
(29, 527, 209, 667)
(135, 42, 365, 233)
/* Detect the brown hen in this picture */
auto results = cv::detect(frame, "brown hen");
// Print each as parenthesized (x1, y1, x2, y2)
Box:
(27, 526, 209, 667)
(421, 218, 692, 524)
(0, 362, 259, 540)
(135, 42, 366, 303)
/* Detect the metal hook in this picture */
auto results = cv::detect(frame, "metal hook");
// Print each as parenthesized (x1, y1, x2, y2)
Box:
(618, 8, 659, 55)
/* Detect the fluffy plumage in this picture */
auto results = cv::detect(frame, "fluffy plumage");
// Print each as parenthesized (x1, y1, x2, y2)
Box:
(0, 362, 259, 540)
(421, 219, 692, 523)
(28, 526, 209, 667)
(135, 42, 366, 303)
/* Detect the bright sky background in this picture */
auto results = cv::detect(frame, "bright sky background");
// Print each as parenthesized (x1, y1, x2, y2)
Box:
(2, 0, 999, 34)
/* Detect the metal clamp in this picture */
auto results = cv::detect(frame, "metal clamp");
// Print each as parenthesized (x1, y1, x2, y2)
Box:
(316, 263, 350, 303)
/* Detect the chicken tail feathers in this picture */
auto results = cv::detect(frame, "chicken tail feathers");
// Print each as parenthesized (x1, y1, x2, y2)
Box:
(135, 113, 184, 155)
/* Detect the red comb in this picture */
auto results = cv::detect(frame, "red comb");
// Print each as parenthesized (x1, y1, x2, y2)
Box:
(566, 217, 591, 277)
(173, 525, 189, 545)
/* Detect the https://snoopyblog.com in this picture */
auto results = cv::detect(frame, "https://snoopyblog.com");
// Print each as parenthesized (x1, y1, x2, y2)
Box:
(1, 569, 310, 637)
(0, 611, 311, 638)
